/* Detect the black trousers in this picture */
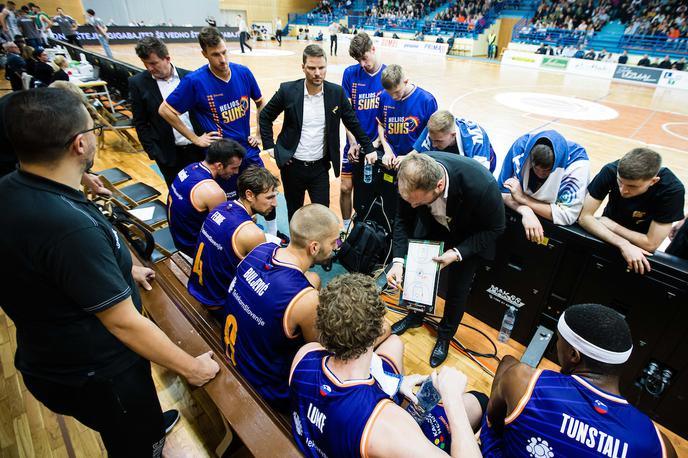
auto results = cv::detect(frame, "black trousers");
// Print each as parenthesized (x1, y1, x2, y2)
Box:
(405, 225, 483, 339)
(66, 34, 82, 47)
(330, 34, 337, 55)
(23, 358, 165, 457)
(239, 31, 252, 53)
(281, 158, 330, 221)
(157, 144, 205, 187)
(275, 30, 282, 45)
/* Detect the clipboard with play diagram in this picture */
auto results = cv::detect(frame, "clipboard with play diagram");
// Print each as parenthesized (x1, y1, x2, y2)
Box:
(401, 239, 443, 314)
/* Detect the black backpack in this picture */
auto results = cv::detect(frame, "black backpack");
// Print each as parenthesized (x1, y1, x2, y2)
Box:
(338, 196, 392, 275)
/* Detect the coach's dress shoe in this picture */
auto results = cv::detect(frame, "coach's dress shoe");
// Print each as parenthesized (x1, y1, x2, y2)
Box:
(391, 314, 424, 335)
(430, 337, 450, 368)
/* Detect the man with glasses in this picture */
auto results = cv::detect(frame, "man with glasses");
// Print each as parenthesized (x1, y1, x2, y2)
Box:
(0, 88, 220, 457)
(578, 148, 685, 274)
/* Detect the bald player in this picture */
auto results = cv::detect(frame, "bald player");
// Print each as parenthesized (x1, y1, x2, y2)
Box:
(481, 303, 677, 458)
(222, 204, 340, 412)
(411, 110, 496, 173)
(290, 273, 485, 458)
(167, 139, 244, 257)
(188, 166, 280, 317)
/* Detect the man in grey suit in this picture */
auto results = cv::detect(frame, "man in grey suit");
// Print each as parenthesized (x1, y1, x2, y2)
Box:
(259, 44, 374, 220)
(128, 37, 204, 186)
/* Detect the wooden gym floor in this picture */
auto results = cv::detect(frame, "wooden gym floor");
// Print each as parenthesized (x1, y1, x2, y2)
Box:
(0, 38, 687, 456)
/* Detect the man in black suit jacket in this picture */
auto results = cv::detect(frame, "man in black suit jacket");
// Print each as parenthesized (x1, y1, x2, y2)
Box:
(259, 44, 375, 220)
(387, 152, 506, 367)
(128, 37, 204, 186)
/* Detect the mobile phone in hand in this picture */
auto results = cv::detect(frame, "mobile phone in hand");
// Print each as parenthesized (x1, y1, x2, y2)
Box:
(407, 377, 441, 424)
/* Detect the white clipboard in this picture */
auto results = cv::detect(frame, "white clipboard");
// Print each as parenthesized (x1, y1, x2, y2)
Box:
(401, 239, 443, 314)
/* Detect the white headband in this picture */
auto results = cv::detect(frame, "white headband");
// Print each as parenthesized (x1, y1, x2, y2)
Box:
(557, 312, 632, 365)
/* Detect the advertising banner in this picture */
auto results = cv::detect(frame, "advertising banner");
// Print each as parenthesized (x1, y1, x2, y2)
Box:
(501, 50, 543, 68)
(613, 64, 662, 85)
(373, 36, 447, 55)
(658, 69, 688, 90)
(566, 58, 617, 78)
(541, 56, 569, 70)
(51, 25, 239, 45)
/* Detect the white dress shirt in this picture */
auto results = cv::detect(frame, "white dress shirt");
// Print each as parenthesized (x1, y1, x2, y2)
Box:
(157, 66, 193, 146)
(238, 18, 248, 33)
(429, 164, 450, 230)
(294, 81, 326, 161)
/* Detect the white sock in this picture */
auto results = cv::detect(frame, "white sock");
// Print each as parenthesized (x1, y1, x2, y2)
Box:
(265, 219, 277, 236)
(342, 219, 351, 231)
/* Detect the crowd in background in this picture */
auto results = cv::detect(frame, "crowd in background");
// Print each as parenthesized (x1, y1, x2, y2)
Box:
(364, 0, 442, 20)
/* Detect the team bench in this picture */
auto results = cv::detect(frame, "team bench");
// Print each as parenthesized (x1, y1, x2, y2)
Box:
(136, 252, 302, 457)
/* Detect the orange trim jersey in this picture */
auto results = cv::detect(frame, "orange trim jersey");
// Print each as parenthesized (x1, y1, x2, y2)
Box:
(167, 162, 214, 257)
(289, 349, 394, 458)
(480, 370, 666, 458)
(223, 242, 312, 412)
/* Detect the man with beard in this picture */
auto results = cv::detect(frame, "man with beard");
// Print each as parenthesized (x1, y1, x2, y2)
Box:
(167, 139, 244, 258)
(222, 204, 340, 412)
(0, 88, 219, 457)
(188, 166, 280, 319)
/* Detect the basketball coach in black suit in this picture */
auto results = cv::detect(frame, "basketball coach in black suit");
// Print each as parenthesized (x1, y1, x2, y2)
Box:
(259, 44, 375, 220)
(128, 37, 204, 186)
(387, 152, 506, 367)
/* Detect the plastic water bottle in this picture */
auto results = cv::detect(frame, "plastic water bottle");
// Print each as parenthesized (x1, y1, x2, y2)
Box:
(498, 306, 516, 343)
(363, 162, 373, 184)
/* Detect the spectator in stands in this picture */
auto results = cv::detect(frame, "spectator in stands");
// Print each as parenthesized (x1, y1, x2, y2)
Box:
(31, 3, 52, 46)
(86, 9, 113, 59)
(481, 303, 677, 458)
(535, 42, 548, 54)
(53, 7, 80, 47)
(1, 1, 20, 41)
(51, 55, 70, 82)
(0, 87, 220, 457)
(596, 48, 609, 60)
(413, 30, 424, 41)
(167, 139, 245, 258)
(411, 110, 496, 172)
(3, 41, 25, 90)
(583, 48, 596, 59)
(188, 166, 279, 319)
(371, 64, 437, 169)
(658, 54, 673, 68)
(374, 28, 383, 37)
(573, 46, 584, 58)
(290, 274, 486, 458)
(673, 57, 686, 71)
(31, 47, 53, 86)
(499, 131, 591, 243)
(17, 6, 41, 48)
(618, 50, 629, 64)
(21, 44, 36, 75)
(223, 204, 344, 412)
(129, 37, 205, 187)
(637, 54, 651, 66)
(579, 148, 685, 274)
(650, 57, 660, 67)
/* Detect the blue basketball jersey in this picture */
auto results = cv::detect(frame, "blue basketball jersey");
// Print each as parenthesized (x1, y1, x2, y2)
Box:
(188, 200, 253, 309)
(480, 370, 666, 458)
(290, 349, 394, 458)
(165, 63, 262, 157)
(342, 64, 386, 152)
(223, 243, 313, 411)
(167, 162, 215, 257)
(376, 85, 437, 157)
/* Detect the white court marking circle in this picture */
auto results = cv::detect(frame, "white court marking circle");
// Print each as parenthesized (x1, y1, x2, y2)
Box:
(661, 122, 688, 142)
(229, 49, 294, 57)
(494, 92, 619, 121)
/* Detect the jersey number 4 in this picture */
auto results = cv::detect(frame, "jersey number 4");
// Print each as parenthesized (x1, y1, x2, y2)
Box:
(192, 242, 205, 285)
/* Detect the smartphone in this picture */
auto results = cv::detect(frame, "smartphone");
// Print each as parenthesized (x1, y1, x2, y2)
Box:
(407, 377, 441, 424)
